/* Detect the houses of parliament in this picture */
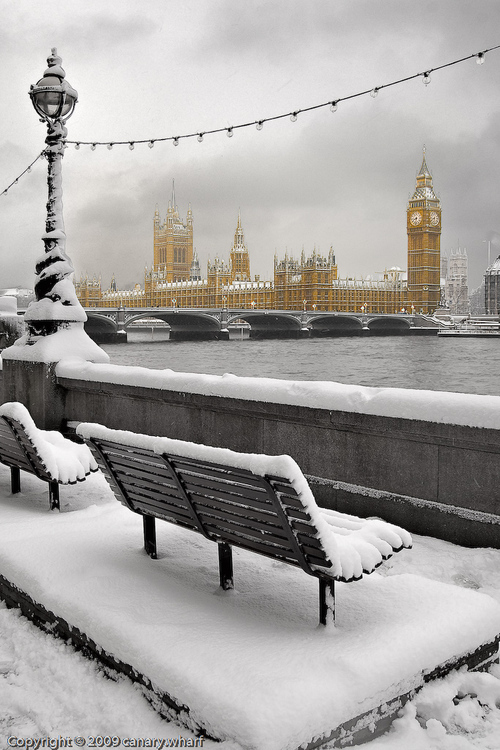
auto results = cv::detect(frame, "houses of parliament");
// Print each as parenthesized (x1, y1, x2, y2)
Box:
(75, 152, 441, 315)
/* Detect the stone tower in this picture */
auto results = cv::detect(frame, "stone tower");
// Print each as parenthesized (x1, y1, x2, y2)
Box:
(229, 211, 251, 282)
(407, 149, 441, 314)
(153, 182, 194, 283)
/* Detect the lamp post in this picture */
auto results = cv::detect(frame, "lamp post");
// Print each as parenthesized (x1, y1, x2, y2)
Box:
(25, 48, 86, 340)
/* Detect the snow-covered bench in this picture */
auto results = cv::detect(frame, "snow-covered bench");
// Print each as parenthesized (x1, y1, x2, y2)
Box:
(78, 423, 412, 625)
(0, 403, 98, 510)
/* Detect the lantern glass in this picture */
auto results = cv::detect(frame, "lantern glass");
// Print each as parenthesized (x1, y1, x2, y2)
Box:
(31, 75, 77, 120)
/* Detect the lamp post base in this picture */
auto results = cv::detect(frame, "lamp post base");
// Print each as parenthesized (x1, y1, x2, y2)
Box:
(3, 320, 110, 365)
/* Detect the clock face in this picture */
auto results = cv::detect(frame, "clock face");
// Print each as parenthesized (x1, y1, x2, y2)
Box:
(410, 211, 422, 226)
(430, 211, 439, 226)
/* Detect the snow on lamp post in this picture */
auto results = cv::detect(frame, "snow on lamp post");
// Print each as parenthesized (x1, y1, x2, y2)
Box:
(16, 48, 107, 364)
(25, 48, 83, 340)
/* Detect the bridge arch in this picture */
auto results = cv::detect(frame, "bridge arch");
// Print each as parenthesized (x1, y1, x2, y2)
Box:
(125, 311, 221, 340)
(227, 312, 302, 338)
(367, 316, 412, 335)
(84, 313, 118, 343)
(308, 315, 364, 337)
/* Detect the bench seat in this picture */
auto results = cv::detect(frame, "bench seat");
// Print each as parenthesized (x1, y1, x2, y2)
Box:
(78, 422, 412, 625)
(0, 402, 98, 509)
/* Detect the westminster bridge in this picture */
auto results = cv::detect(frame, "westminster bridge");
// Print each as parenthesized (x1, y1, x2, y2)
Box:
(82, 306, 441, 342)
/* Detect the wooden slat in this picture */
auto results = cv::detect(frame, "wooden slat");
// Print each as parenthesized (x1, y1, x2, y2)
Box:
(196, 509, 291, 547)
(0, 445, 32, 468)
(103, 452, 173, 478)
(168, 454, 260, 482)
(183, 482, 274, 512)
(306, 552, 333, 569)
(203, 523, 299, 563)
(191, 493, 282, 526)
(126, 489, 195, 522)
(202, 520, 293, 554)
(125, 485, 191, 513)
(267, 478, 299, 496)
(96, 439, 162, 461)
(9, 429, 51, 479)
(282, 506, 311, 522)
(182, 475, 272, 506)
(113, 470, 183, 497)
(290, 519, 321, 535)
(273, 492, 304, 509)
(296, 532, 323, 549)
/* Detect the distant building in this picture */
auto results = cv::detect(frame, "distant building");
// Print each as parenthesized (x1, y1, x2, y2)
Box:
(484, 256, 500, 314)
(442, 247, 469, 314)
(469, 282, 486, 315)
(75, 150, 442, 315)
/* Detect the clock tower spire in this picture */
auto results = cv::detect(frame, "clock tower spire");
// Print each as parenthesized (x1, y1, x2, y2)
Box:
(407, 147, 441, 314)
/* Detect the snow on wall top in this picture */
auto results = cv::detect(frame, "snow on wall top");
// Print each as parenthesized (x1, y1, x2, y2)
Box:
(59, 360, 500, 430)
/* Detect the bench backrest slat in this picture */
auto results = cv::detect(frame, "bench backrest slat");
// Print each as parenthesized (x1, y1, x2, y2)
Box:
(126, 490, 200, 531)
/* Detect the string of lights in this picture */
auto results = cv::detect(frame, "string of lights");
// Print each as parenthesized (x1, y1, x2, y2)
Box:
(66, 45, 498, 150)
(2, 44, 499, 195)
(1, 152, 45, 196)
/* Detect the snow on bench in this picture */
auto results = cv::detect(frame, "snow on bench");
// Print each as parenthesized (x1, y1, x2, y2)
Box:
(78, 422, 412, 625)
(0, 402, 98, 510)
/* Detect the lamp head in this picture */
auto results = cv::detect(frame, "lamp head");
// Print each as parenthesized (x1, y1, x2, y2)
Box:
(29, 48, 78, 122)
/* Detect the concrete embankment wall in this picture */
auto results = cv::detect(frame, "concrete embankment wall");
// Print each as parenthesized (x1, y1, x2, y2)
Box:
(55, 373, 500, 549)
(1, 362, 499, 548)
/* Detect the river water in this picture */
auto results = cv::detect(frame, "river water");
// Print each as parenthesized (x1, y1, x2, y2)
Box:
(100, 331, 500, 397)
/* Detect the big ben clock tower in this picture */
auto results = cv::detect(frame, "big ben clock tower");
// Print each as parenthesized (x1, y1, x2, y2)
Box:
(407, 148, 441, 314)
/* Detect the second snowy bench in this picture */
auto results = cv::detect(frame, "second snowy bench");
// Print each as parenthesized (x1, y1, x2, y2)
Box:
(78, 422, 412, 625)
(0, 402, 98, 510)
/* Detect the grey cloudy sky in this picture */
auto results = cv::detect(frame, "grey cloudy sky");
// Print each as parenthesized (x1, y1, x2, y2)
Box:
(1, 0, 499, 293)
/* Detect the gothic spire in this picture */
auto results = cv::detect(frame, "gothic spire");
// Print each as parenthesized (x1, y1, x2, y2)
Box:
(417, 145, 431, 179)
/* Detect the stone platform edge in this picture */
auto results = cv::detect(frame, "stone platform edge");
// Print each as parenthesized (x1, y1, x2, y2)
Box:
(0, 573, 498, 750)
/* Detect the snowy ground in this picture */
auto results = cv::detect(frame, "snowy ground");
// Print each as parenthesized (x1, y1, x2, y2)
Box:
(0, 466, 499, 750)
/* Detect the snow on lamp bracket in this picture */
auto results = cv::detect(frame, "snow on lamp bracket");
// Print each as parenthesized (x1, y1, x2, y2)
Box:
(25, 48, 87, 340)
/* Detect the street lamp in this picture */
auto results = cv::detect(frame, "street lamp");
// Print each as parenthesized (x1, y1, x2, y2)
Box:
(25, 48, 86, 340)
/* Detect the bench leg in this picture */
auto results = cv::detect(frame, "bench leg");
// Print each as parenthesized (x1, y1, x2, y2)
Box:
(10, 467, 21, 494)
(319, 579, 336, 626)
(49, 481, 60, 511)
(143, 515, 157, 559)
(218, 542, 233, 590)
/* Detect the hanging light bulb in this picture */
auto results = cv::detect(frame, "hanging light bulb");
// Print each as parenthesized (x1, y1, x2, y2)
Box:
(90, 143, 97, 151)
(370, 88, 379, 98)
(27, 166, 32, 173)
(75, 143, 80, 150)
(290, 112, 298, 122)
(197, 133, 204, 142)
(476, 52, 485, 65)
(173, 137, 179, 146)
(422, 71, 431, 85)
(256, 121, 264, 130)
(107, 143, 113, 150)
(129, 142, 135, 150)
(227, 128, 234, 138)
(148, 141, 155, 148)
(330, 101, 338, 113)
